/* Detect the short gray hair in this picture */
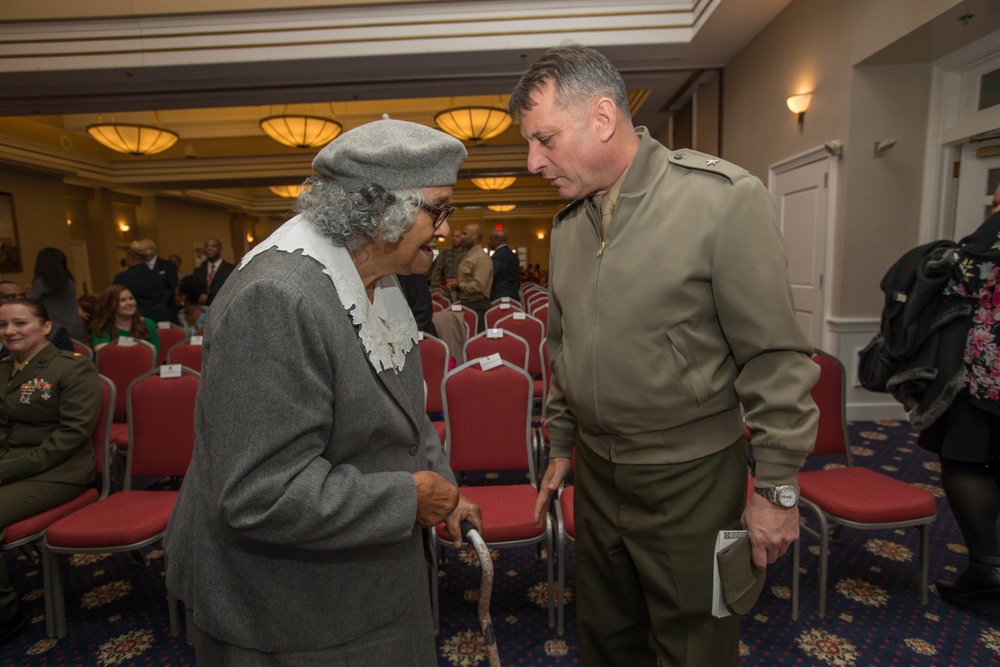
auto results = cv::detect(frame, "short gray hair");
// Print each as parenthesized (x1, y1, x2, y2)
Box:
(509, 42, 631, 122)
(294, 175, 423, 252)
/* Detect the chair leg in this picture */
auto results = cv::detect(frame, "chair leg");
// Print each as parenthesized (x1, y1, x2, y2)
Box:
(42, 548, 66, 637)
(817, 521, 830, 618)
(791, 539, 800, 621)
(546, 523, 554, 629)
(557, 526, 565, 636)
(165, 552, 179, 637)
(918, 523, 930, 605)
(429, 530, 440, 635)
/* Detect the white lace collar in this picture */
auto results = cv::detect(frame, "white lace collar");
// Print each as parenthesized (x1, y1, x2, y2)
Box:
(239, 214, 418, 374)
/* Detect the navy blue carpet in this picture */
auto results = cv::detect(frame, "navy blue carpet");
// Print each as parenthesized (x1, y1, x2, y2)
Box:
(2, 420, 999, 665)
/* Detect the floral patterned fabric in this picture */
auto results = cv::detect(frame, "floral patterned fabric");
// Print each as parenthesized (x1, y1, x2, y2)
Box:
(945, 215, 1000, 404)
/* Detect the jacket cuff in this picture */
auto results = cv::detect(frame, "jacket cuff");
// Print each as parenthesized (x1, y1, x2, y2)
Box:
(751, 447, 807, 488)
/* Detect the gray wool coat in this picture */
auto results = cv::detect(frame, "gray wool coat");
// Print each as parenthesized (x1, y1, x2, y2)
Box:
(164, 248, 455, 660)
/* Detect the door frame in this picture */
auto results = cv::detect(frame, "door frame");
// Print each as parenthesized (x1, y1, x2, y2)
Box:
(767, 144, 840, 353)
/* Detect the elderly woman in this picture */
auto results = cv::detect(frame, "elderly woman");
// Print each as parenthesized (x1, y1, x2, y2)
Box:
(0, 298, 101, 646)
(164, 118, 482, 665)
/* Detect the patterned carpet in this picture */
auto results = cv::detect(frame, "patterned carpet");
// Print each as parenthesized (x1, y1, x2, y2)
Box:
(2, 420, 999, 666)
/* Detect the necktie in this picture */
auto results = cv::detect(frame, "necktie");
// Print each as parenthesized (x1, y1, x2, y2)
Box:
(207, 263, 215, 285)
(598, 194, 615, 237)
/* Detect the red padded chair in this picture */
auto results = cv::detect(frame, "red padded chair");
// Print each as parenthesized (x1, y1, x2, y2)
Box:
(448, 304, 478, 337)
(530, 303, 549, 336)
(42, 367, 200, 637)
(2, 375, 114, 636)
(155, 324, 188, 367)
(167, 339, 204, 373)
(496, 313, 546, 407)
(69, 339, 93, 361)
(431, 295, 451, 310)
(418, 333, 449, 444)
(795, 350, 937, 618)
(430, 359, 554, 631)
(463, 330, 529, 371)
(484, 301, 522, 329)
(95, 339, 157, 457)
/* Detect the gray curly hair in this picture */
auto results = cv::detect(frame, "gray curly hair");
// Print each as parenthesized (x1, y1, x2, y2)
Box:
(294, 175, 424, 252)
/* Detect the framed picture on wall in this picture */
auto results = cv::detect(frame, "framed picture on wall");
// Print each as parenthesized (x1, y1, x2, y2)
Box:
(0, 193, 22, 274)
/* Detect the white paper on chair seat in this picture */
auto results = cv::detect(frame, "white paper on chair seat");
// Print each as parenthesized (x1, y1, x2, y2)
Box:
(418, 331, 425, 341)
(513, 312, 527, 320)
(479, 353, 503, 370)
(160, 364, 182, 378)
(450, 304, 462, 311)
(500, 303, 511, 309)
(190, 335, 204, 346)
(156, 321, 172, 330)
(486, 328, 503, 339)
(118, 336, 136, 346)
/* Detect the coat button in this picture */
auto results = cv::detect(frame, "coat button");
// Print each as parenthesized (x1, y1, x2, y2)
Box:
(409, 446, 418, 456)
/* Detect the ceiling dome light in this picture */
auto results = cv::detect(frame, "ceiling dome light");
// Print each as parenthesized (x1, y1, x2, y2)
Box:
(87, 123, 179, 156)
(434, 106, 512, 142)
(269, 185, 304, 198)
(487, 204, 516, 212)
(471, 176, 517, 191)
(260, 115, 342, 148)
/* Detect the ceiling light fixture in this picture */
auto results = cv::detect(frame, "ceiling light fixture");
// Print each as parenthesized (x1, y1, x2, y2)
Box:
(260, 115, 342, 148)
(471, 176, 517, 191)
(87, 122, 179, 156)
(269, 185, 304, 198)
(487, 204, 516, 212)
(434, 106, 512, 142)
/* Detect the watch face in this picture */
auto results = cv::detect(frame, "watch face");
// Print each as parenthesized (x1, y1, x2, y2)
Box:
(777, 486, 798, 508)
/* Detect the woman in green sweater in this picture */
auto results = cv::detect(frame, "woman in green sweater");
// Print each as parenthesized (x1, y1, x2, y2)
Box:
(88, 285, 160, 355)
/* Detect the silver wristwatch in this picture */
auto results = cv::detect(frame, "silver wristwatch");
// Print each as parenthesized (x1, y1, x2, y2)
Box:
(754, 485, 799, 509)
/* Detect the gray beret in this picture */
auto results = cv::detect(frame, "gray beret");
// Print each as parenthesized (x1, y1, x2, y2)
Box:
(312, 118, 468, 191)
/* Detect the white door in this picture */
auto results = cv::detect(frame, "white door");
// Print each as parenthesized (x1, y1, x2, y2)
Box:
(770, 155, 829, 348)
(954, 138, 1000, 240)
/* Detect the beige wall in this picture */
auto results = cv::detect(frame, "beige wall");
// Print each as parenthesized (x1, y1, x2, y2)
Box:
(0, 166, 73, 288)
(150, 196, 237, 277)
(722, 0, 960, 320)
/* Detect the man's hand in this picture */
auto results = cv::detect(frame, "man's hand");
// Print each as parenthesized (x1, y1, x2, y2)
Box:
(442, 494, 484, 548)
(413, 471, 460, 527)
(533, 457, 572, 528)
(741, 491, 800, 569)
(445, 278, 458, 291)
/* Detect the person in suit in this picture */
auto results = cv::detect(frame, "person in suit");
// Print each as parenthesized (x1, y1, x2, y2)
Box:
(0, 298, 101, 646)
(164, 118, 482, 666)
(488, 229, 521, 302)
(192, 237, 235, 306)
(141, 239, 179, 318)
(113, 241, 173, 323)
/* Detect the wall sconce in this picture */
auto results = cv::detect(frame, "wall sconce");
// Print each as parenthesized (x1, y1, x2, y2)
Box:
(536, 231, 546, 240)
(117, 221, 131, 233)
(66, 218, 72, 226)
(246, 233, 255, 243)
(786, 93, 812, 127)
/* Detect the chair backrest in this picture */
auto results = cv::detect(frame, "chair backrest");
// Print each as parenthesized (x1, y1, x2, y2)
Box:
(495, 312, 545, 376)
(418, 334, 449, 414)
(490, 297, 523, 309)
(167, 340, 204, 373)
(70, 338, 94, 360)
(96, 339, 157, 419)
(431, 295, 451, 309)
(809, 350, 851, 461)
(156, 325, 188, 366)
(124, 367, 200, 485)
(431, 300, 444, 313)
(525, 291, 548, 310)
(484, 302, 522, 329)
(449, 304, 478, 337)
(94, 374, 115, 497)
(443, 359, 534, 479)
(530, 303, 548, 335)
(463, 330, 529, 370)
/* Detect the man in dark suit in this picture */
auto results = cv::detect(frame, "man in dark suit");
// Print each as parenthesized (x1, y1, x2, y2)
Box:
(143, 239, 179, 317)
(192, 237, 235, 306)
(113, 241, 173, 323)
(488, 229, 520, 302)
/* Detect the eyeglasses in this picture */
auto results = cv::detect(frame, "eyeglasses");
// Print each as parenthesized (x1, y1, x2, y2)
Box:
(418, 201, 456, 231)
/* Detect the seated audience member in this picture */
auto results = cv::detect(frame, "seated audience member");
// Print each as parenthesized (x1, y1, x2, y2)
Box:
(0, 281, 73, 352)
(28, 247, 87, 340)
(113, 240, 173, 324)
(176, 274, 209, 337)
(88, 285, 160, 355)
(0, 298, 101, 646)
